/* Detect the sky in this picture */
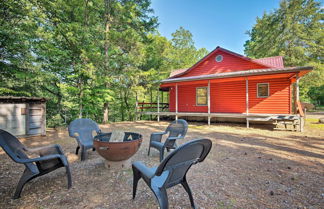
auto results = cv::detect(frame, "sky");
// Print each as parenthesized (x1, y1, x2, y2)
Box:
(151, 0, 282, 55)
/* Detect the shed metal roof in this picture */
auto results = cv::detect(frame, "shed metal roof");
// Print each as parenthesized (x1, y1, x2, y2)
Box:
(0, 96, 47, 103)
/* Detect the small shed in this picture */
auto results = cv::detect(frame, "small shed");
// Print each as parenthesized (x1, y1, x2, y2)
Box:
(0, 96, 46, 136)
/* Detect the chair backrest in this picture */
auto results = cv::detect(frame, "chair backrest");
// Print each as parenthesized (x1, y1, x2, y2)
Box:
(68, 118, 100, 144)
(0, 129, 30, 162)
(166, 119, 188, 138)
(155, 139, 212, 188)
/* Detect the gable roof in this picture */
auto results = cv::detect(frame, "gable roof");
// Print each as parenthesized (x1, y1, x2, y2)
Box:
(253, 56, 284, 68)
(170, 69, 188, 77)
(170, 46, 273, 78)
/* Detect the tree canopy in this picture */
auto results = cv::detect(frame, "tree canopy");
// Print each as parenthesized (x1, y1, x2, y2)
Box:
(0, 0, 208, 126)
(244, 0, 324, 105)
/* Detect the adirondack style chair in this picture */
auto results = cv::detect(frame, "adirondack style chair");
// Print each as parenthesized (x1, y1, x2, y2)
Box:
(148, 119, 188, 161)
(0, 129, 72, 199)
(133, 138, 212, 209)
(68, 118, 101, 161)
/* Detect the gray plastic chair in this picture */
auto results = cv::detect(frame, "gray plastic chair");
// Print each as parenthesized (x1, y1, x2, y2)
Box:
(68, 118, 101, 161)
(0, 129, 72, 199)
(148, 119, 188, 161)
(133, 138, 212, 209)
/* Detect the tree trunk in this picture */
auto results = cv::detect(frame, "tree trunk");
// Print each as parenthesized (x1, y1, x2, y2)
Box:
(102, 0, 111, 123)
(78, 78, 83, 118)
(103, 102, 109, 123)
(150, 88, 153, 120)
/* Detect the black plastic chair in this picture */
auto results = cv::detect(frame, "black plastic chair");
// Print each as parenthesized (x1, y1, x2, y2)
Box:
(133, 138, 212, 209)
(68, 118, 101, 161)
(0, 129, 72, 199)
(148, 119, 188, 161)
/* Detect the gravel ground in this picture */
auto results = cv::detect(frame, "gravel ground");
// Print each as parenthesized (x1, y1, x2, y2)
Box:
(0, 117, 323, 209)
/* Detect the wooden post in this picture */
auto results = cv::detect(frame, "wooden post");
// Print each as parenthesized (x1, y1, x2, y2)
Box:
(295, 74, 303, 131)
(246, 78, 249, 128)
(296, 75, 300, 105)
(157, 89, 160, 122)
(207, 80, 211, 125)
(175, 84, 178, 120)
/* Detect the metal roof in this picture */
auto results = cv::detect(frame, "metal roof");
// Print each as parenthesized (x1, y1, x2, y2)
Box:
(161, 66, 313, 84)
(253, 56, 284, 68)
(0, 96, 47, 103)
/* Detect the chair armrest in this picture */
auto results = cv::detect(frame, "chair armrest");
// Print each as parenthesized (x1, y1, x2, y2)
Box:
(150, 132, 167, 142)
(18, 154, 62, 164)
(27, 144, 63, 156)
(132, 161, 155, 179)
(167, 136, 181, 141)
(153, 132, 167, 135)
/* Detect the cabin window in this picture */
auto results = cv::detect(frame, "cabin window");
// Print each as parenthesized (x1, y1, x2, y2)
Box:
(257, 83, 269, 98)
(196, 87, 208, 106)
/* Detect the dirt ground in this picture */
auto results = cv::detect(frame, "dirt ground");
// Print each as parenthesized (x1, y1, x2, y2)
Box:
(0, 114, 323, 209)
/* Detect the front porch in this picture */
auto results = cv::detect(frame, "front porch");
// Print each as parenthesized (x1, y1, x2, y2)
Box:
(136, 109, 303, 131)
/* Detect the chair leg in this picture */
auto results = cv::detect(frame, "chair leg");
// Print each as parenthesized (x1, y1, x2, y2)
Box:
(132, 166, 141, 199)
(13, 169, 36, 199)
(65, 164, 72, 189)
(75, 146, 80, 155)
(159, 147, 165, 162)
(80, 147, 87, 161)
(148, 145, 151, 156)
(152, 187, 169, 209)
(181, 178, 196, 209)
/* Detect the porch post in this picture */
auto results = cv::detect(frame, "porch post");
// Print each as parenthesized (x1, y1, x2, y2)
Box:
(157, 89, 160, 122)
(295, 74, 302, 131)
(175, 83, 178, 120)
(207, 80, 211, 125)
(246, 78, 249, 128)
(296, 75, 300, 103)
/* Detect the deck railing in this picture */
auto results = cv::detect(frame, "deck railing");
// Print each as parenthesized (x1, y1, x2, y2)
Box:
(136, 102, 169, 113)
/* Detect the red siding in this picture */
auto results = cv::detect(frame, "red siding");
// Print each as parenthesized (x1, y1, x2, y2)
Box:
(211, 80, 246, 113)
(180, 50, 267, 78)
(169, 84, 208, 112)
(248, 78, 291, 114)
(169, 86, 175, 112)
(168, 77, 291, 114)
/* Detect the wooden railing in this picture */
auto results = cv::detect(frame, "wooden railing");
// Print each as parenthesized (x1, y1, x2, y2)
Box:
(137, 102, 169, 112)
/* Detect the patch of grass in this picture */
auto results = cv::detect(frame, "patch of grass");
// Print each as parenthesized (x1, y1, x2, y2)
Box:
(306, 118, 324, 130)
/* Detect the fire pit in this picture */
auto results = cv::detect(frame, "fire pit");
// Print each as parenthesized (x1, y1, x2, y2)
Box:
(93, 132, 142, 162)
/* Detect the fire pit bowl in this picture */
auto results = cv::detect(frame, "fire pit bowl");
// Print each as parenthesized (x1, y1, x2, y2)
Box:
(93, 132, 142, 161)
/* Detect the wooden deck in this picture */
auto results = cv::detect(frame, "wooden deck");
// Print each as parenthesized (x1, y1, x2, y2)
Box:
(136, 111, 303, 131)
(137, 111, 294, 118)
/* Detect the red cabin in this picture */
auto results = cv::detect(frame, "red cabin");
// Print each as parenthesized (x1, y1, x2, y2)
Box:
(138, 47, 312, 131)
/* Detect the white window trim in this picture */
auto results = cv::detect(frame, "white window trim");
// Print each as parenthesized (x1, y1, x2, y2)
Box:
(257, 83, 270, 98)
(196, 87, 208, 106)
(215, 55, 223, 62)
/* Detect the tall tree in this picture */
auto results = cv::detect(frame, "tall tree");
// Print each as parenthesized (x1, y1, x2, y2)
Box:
(244, 0, 324, 104)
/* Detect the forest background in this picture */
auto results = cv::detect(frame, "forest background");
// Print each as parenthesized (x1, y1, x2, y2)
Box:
(1, 0, 323, 126)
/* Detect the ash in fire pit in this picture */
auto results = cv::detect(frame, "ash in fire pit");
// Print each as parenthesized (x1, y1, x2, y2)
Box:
(93, 131, 142, 162)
